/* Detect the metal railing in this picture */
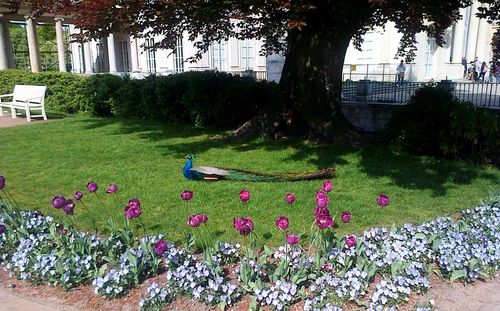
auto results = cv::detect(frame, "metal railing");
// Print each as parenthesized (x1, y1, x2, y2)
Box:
(342, 63, 413, 82)
(342, 81, 500, 108)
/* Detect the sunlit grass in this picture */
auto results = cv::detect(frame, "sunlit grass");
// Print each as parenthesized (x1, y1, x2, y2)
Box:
(1, 115, 499, 245)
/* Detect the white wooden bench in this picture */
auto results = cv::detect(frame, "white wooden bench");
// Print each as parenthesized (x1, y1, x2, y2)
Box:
(0, 85, 48, 122)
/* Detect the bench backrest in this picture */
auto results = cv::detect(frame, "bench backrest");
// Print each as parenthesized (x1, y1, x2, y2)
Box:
(13, 85, 47, 104)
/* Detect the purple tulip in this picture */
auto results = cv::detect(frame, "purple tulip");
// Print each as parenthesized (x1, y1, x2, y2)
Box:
(0, 176, 5, 190)
(33, 210, 43, 217)
(340, 211, 352, 224)
(187, 214, 204, 228)
(275, 216, 289, 230)
(87, 181, 98, 193)
(233, 217, 254, 236)
(286, 233, 300, 245)
(285, 193, 296, 204)
(74, 191, 83, 201)
(153, 239, 169, 255)
(316, 190, 329, 208)
(180, 190, 193, 201)
(63, 199, 75, 215)
(52, 195, 66, 209)
(322, 180, 333, 193)
(377, 194, 390, 207)
(239, 189, 250, 202)
(346, 235, 357, 248)
(106, 184, 118, 194)
(322, 263, 333, 272)
(128, 198, 141, 209)
(59, 228, 68, 236)
(316, 214, 334, 229)
(314, 206, 330, 217)
(200, 214, 208, 224)
(0, 224, 5, 235)
(124, 199, 142, 219)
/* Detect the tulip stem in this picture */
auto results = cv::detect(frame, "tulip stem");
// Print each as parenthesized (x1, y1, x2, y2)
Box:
(197, 227, 209, 254)
(70, 214, 79, 230)
(94, 192, 112, 220)
(138, 217, 147, 237)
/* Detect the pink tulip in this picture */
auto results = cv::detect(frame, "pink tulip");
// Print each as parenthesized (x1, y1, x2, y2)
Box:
(233, 217, 254, 236)
(87, 181, 98, 193)
(275, 216, 289, 230)
(74, 191, 83, 201)
(181, 190, 193, 201)
(285, 193, 296, 204)
(314, 206, 330, 217)
(286, 233, 300, 245)
(322, 180, 333, 193)
(340, 211, 351, 224)
(346, 235, 357, 248)
(316, 190, 329, 208)
(200, 214, 208, 224)
(377, 194, 390, 207)
(187, 214, 203, 227)
(153, 239, 169, 255)
(316, 214, 334, 229)
(239, 189, 250, 202)
(106, 184, 118, 194)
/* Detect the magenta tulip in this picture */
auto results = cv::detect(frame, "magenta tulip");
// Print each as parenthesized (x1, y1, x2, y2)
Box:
(346, 235, 357, 248)
(275, 216, 289, 230)
(322, 263, 333, 272)
(188, 214, 204, 227)
(200, 214, 208, 224)
(286, 233, 300, 245)
(322, 180, 333, 193)
(52, 195, 66, 209)
(314, 206, 330, 217)
(106, 184, 118, 194)
(316, 190, 329, 208)
(340, 211, 352, 224)
(377, 194, 390, 207)
(63, 199, 75, 215)
(316, 214, 334, 229)
(233, 217, 254, 236)
(0, 176, 5, 190)
(74, 191, 83, 201)
(285, 193, 296, 204)
(239, 189, 250, 202)
(181, 190, 193, 201)
(153, 239, 169, 255)
(124, 199, 142, 219)
(87, 181, 98, 193)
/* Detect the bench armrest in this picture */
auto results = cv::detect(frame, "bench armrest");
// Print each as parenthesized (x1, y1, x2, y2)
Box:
(0, 94, 13, 98)
(14, 96, 44, 103)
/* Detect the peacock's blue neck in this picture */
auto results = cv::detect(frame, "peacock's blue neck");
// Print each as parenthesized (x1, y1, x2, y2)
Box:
(183, 158, 194, 180)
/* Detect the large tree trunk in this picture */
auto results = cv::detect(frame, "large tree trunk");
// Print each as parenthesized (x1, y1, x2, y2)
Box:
(279, 23, 354, 140)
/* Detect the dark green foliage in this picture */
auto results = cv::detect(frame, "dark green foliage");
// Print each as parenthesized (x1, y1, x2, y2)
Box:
(0, 70, 88, 114)
(389, 86, 500, 164)
(0, 69, 279, 129)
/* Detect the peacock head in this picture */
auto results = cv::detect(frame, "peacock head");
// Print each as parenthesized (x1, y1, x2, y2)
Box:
(186, 154, 195, 160)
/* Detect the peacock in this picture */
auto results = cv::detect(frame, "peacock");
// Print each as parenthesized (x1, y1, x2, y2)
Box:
(182, 154, 335, 182)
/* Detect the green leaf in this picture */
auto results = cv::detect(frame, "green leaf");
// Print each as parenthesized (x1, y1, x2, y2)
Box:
(450, 269, 467, 282)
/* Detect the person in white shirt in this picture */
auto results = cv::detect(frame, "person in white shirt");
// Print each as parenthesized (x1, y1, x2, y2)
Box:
(396, 60, 406, 87)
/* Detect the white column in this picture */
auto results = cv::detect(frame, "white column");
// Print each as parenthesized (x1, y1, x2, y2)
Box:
(25, 16, 42, 72)
(107, 33, 117, 73)
(83, 41, 93, 74)
(54, 18, 66, 72)
(452, 19, 466, 64)
(0, 14, 9, 70)
(130, 37, 139, 72)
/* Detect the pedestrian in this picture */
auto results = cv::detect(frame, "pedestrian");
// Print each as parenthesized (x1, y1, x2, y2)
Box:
(461, 57, 468, 78)
(396, 60, 406, 87)
(479, 61, 488, 83)
(495, 62, 500, 83)
(473, 57, 480, 82)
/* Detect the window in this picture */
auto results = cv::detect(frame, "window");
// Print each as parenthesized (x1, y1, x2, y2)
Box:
(173, 37, 184, 72)
(357, 31, 374, 63)
(117, 40, 130, 72)
(425, 37, 436, 79)
(241, 39, 254, 70)
(95, 41, 106, 73)
(145, 38, 156, 73)
(77, 44, 85, 73)
(211, 41, 225, 70)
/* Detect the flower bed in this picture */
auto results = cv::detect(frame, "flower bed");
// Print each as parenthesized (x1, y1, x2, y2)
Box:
(0, 176, 499, 311)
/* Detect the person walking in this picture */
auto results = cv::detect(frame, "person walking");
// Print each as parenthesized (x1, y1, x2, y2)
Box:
(472, 57, 480, 82)
(494, 62, 500, 84)
(462, 57, 468, 79)
(396, 60, 406, 87)
(479, 61, 488, 83)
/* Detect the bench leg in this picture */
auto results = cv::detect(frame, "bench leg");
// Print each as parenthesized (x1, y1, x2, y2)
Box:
(26, 108, 31, 122)
(0, 107, 3, 116)
(42, 108, 47, 121)
(10, 107, 16, 118)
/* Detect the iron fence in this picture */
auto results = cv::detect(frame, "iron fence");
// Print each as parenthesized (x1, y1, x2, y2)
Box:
(342, 81, 500, 108)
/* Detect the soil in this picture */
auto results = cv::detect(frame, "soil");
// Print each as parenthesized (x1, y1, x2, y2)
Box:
(1, 268, 499, 311)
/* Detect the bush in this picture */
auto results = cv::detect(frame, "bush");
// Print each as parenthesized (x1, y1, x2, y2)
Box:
(0, 69, 88, 114)
(389, 86, 500, 164)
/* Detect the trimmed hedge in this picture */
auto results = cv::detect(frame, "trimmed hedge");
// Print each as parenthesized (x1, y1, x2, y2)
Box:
(388, 86, 500, 164)
(0, 69, 279, 129)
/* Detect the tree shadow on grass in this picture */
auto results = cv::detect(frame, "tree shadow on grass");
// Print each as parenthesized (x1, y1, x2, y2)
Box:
(74, 117, 499, 197)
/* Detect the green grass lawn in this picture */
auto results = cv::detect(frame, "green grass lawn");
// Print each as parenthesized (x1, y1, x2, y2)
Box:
(1, 115, 499, 246)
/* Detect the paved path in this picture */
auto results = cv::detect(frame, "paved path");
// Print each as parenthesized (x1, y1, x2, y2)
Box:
(0, 114, 49, 128)
(0, 287, 79, 311)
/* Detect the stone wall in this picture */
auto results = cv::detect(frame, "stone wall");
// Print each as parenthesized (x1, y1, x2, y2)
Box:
(341, 101, 402, 133)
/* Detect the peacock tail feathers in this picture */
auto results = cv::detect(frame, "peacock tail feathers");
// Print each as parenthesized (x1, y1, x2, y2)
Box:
(220, 167, 335, 182)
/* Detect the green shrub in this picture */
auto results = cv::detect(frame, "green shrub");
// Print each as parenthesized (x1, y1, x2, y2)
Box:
(389, 86, 500, 164)
(0, 69, 88, 114)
